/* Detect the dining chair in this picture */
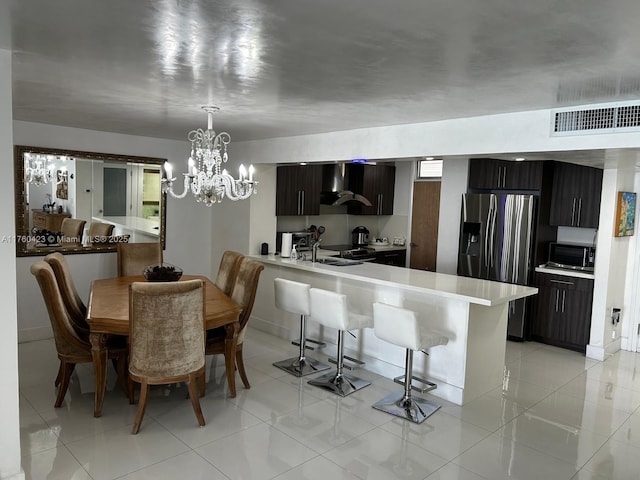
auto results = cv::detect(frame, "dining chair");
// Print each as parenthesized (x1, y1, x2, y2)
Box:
(88, 221, 115, 243)
(43, 252, 89, 339)
(205, 257, 264, 393)
(128, 279, 206, 434)
(30, 261, 127, 408)
(116, 242, 163, 276)
(60, 218, 86, 244)
(215, 250, 244, 295)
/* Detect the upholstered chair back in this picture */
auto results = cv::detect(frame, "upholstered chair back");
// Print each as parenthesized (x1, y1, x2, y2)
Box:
(30, 261, 90, 358)
(60, 218, 86, 244)
(128, 280, 205, 379)
(230, 258, 264, 343)
(215, 250, 244, 295)
(44, 252, 89, 338)
(116, 242, 163, 276)
(88, 222, 115, 242)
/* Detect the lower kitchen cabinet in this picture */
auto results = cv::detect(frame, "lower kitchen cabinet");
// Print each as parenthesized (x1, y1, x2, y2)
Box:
(530, 272, 593, 353)
(372, 249, 406, 266)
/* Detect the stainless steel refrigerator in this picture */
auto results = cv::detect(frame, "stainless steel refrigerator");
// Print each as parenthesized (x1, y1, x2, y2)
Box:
(457, 193, 535, 339)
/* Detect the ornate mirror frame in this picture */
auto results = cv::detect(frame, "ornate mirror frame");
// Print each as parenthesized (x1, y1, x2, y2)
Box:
(14, 145, 167, 257)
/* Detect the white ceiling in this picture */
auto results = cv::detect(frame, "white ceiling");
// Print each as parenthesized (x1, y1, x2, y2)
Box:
(4, 0, 640, 165)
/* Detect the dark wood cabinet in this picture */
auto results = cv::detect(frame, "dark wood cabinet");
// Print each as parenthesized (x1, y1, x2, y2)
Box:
(372, 249, 406, 266)
(276, 164, 322, 216)
(468, 158, 544, 191)
(32, 210, 71, 231)
(347, 164, 396, 215)
(530, 272, 593, 353)
(549, 162, 603, 228)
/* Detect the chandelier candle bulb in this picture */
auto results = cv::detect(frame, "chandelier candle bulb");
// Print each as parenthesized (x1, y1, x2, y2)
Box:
(239, 164, 246, 181)
(164, 161, 173, 180)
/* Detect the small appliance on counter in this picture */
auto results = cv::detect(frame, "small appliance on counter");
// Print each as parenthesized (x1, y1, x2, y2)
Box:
(351, 226, 370, 247)
(546, 242, 595, 272)
(276, 231, 315, 254)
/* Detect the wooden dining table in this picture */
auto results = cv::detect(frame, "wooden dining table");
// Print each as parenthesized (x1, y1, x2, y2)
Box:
(86, 275, 242, 417)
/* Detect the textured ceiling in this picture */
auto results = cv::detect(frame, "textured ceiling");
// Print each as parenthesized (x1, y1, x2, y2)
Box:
(4, 0, 640, 153)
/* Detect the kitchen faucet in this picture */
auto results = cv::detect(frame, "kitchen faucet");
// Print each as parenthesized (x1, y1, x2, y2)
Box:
(312, 239, 321, 263)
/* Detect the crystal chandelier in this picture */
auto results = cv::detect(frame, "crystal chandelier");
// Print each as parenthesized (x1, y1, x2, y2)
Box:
(161, 106, 257, 206)
(24, 152, 57, 186)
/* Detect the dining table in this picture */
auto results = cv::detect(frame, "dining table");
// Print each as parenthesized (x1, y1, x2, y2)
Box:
(86, 274, 242, 417)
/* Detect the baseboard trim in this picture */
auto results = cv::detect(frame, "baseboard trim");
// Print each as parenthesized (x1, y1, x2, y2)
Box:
(18, 326, 52, 344)
(586, 338, 621, 361)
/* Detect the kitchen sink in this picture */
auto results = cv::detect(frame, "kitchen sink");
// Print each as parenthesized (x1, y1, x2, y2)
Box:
(313, 258, 363, 266)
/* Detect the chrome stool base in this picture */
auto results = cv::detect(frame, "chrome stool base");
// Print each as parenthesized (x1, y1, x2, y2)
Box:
(273, 357, 331, 377)
(308, 372, 370, 397)
(372, 391, 441, 424)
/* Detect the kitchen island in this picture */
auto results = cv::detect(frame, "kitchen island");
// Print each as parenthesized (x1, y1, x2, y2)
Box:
(249, 254, 537, 405)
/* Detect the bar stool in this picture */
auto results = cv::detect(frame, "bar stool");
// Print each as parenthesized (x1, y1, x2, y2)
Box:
(372, 302, 449, 423)
(272, 278, 331, 376)
(307, 287, 373, 396)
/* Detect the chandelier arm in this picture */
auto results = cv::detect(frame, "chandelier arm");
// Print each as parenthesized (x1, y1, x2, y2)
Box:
(162, 174, 193, 199)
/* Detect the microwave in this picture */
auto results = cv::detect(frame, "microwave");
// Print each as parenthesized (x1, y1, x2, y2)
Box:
(276, 231, 315, 252)
(547, 242, 595, 271)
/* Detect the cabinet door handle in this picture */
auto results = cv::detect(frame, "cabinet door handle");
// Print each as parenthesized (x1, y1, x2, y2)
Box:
(577, 198, 582, 226)
(550, 279, 574, 286)
(555, 290, 560, 312)
(301, 190, 305, 214)
(297, 191, 302, 215)
(497, 166, 502, 188)
(561, 290, 566, 313)
(377, 193, 383, 215)
(502, 166, 507, 188)
(571, 198, 577, 226)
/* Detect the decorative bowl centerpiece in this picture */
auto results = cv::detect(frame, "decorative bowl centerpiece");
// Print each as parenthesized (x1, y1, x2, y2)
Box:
(143, 263, 183, 282)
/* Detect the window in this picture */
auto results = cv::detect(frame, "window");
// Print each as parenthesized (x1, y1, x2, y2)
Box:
(418, 159, 443, 178)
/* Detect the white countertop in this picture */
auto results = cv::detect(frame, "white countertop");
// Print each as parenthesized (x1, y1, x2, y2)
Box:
(253, 254, 537, 307)
(535, 265, 596, 279)
(92, 215, 160, 237)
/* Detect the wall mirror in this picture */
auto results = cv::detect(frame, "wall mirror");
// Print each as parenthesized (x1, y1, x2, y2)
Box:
(14, 145, 167, 257)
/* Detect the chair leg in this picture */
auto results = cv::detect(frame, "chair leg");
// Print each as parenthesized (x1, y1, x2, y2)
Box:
(199, 370, 206, 397)
(236, 348, 250, 389)
(128, 374, 135, 405)
(115, 354, 129, 397)
(55, 361, 75, 408)
(131, 380, 149, 434)
(187, 373, 206, 427)
(54, 362, 62, 387)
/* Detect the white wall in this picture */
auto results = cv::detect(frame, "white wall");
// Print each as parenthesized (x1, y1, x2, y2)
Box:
(436, 158, 469, 274)
(0, 48, 24, 480)
(13, 121, 214, 341)
(588, 155, 637, 359)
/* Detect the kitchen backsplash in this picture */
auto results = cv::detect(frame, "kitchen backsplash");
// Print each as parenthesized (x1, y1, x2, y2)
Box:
(277, 211, 409, 247)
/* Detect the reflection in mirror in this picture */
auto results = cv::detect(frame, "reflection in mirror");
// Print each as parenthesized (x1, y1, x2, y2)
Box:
(14, 145, 167, 257)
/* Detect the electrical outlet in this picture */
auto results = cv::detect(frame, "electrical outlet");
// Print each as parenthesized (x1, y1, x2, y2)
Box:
(612, 308, 621, 324)
(612, 330, 616, 339)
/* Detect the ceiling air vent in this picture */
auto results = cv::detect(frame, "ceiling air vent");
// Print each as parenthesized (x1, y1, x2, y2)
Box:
(552, 102, 640, 135)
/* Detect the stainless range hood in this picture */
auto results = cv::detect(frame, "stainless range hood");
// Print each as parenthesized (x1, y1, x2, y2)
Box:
(320, 164, 372, 206)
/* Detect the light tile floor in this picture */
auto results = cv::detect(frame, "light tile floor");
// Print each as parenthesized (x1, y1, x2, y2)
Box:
(17, 329, 640, 479)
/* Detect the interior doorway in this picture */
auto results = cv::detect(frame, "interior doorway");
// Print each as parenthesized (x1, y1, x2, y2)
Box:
(410, 181, 441, 271)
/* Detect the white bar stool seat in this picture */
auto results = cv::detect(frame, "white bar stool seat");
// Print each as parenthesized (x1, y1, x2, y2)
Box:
(372, 302, 449, 423)
(307, 288, 373, 396)
(272, 278, 330, 376)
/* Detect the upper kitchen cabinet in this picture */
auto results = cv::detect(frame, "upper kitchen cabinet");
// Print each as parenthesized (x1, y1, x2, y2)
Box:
(468, 158, 544, 191)
(346, 164, 396, 215)
(276, 164, 322, 216)
(549, 162, 603, 228)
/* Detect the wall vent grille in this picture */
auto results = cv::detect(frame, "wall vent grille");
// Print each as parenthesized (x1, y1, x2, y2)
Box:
(553, 103, 640, 134)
